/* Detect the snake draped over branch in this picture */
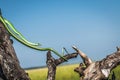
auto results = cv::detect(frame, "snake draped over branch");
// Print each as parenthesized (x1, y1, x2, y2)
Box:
(0, 9, 67, 60)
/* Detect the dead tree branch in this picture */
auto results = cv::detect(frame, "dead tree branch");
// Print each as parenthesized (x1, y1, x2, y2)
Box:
(72, 46, 92, 67)
(73, 46, 120, 80)
(46, 50, 78, 80)
(0, 21, 30, 80)
(55, 52, 78, 65)
(46, 51, 56, 80)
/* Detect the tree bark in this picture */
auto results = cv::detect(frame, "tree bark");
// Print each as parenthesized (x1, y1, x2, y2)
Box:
(0, 21, 30, 80)
(73, 46, 120, 80)
(46, 51, 56, 80)
(46, 51, 78, 80)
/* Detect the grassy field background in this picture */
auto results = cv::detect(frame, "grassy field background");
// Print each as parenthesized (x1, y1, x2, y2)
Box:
(26, 64, 79, 80)
(26, 64, 120, 80)
(108, 65, 120, 80)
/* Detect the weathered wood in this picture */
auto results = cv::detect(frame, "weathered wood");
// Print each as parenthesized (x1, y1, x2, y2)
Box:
(46, 51, 56, 80)
(73, 46, 120, 80)
(72, 46, 92, 67)
(46, 51, 78, 80)
(0, 21, 30, 80)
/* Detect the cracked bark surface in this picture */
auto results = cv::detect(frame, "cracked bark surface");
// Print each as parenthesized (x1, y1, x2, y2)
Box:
(0, 21, 30, 80)
(73, 46, 120, 80)
(46, 51, 78, 80)
(46, 46, 120, 80)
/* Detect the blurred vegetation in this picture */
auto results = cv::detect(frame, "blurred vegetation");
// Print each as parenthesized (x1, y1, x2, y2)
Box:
(26, 64, 79, 80)
(108, 65, 120, 80)
(26, 64, 120, 80)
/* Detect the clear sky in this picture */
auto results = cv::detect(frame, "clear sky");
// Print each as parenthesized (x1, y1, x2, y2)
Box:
(0, 0, 120, 68)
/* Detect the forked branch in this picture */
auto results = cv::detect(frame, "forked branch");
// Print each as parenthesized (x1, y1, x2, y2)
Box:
(46, 50, 78, 80)
(74, 46, 120, 80)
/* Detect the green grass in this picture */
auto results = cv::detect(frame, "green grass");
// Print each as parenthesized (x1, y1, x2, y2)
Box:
(26, 64, 120, 80)
(55, 64, 79, 80)
(26, 64, 79, 80)
(26, 67, 48, 80)
(108, 65, 120, 80)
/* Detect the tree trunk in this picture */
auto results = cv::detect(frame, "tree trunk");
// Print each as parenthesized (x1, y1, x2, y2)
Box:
(0, 21, 30, 80)
(46, 51, 57, 80)
(46, 51, 78, 80)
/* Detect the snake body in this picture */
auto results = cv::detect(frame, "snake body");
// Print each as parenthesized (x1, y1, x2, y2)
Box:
(0, 13, 66, 60)
(4, 19, 41, 46)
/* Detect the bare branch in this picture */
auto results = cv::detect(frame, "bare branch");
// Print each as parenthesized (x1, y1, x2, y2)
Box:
(63, 47, 69, 54)
(55, 52, 78, 65)
(46, 51, 78, 80)
(116, 46, 120, 51)
(72, 46, 92, 67)
(74, 47, 120, 80)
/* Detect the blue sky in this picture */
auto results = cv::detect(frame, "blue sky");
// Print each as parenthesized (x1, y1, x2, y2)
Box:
(0, 0, 120, 68)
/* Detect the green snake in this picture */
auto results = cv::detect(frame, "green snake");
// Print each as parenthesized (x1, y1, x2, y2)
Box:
(4, 18, 41, 46)
(0, 12, 66, 60)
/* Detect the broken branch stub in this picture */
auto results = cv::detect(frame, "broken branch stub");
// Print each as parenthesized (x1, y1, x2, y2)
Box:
(72, 46, 92, 67)
(73, 46, 120, 80)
